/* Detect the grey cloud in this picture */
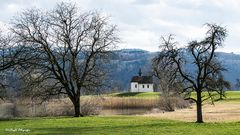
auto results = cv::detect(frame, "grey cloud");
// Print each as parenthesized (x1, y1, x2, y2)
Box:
(0, 0, 239, 53)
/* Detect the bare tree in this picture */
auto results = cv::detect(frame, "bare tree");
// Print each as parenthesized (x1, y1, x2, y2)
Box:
(211, 74, 231, 100)
(11, 2, 119, 117)
(0, 30, 20, 100)
(152, 37, 182, 94)
(152, 48, 183, 111)
(0, 28, 38, 100)
(155, 24, 227, 123)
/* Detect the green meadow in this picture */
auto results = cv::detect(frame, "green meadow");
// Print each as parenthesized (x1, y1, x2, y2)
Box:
(1, 116, 240, 135)
(1, 91, 240, 135)
(110, 91, 240, 102)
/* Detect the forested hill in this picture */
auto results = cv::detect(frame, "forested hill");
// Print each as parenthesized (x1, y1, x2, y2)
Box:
(108, 49, 240, 91)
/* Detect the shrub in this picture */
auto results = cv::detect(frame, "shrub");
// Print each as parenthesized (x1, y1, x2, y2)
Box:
(80, 97, 102, 116)
(45, 99, 74, 116)
(158, 96, 190, 112)
(159, 97, 175, 111)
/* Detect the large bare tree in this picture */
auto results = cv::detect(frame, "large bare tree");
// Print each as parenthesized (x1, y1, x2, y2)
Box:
(152, 39, 181, 95)
(0, 30, 27, 99)
(0, 30, 10, 97)
(154, 24, 228, 123)
(11, 2, 119, 117)
(152, 49, 183, 111)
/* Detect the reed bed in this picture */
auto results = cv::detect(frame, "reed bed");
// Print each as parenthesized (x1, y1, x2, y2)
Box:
(100, 97, 158, 109)
(0, 96, 189, 118)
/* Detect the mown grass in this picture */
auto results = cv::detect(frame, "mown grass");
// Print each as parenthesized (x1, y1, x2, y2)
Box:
(1, 116, 240, 135)
(1, 92, 240, 134)
(101, 91, 240, 110)
(188, 91, 240, 103)
(110, 91, 240, 102)
(223, 91, 240, 102)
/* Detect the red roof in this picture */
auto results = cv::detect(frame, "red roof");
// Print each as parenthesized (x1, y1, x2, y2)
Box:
(131, 76, 153, 84)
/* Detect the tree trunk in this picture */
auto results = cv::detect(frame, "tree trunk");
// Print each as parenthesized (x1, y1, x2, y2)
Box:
(74, 102, 80, 117)
(196, 91, 203, 123)
(73, 97, 83, 117)
(219, 90, 224, 100)
(220, 93, 223, 100)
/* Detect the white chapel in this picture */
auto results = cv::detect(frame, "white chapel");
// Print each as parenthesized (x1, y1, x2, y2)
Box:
(130, 69, 154, 92)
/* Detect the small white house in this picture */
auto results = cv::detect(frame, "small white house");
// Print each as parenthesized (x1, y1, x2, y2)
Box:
(130, 69, 154, 92)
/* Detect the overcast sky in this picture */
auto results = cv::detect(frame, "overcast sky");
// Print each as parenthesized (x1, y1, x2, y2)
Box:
(0, 0, 239, 53)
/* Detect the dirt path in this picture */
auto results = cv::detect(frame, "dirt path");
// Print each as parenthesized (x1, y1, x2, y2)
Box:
(142, 102, 240, 122)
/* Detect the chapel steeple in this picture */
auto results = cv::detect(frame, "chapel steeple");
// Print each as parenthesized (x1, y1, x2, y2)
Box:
(138, 68, 142, 76)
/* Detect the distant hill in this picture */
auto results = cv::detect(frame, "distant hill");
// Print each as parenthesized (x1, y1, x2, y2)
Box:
(107, 49, 240, 91)
(107, 49, 156, 91)
(217, 52, 240, 87)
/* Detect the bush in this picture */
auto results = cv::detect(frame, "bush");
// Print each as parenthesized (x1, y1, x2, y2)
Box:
(158, 96, 190, 112)
(80, 97, 102, 116)
(45, 100, 74, 116)
(174, 97, 191, 109)
(159, 97, 175, 111)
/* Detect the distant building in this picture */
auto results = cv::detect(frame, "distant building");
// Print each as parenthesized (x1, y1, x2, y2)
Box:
(130, 69, 153, 92)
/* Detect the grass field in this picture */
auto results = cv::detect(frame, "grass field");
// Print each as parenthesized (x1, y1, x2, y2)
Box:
(222, 91, 240, 102)
(108, 91, 240, 122)
(1, 116, 240, 135)
(138, 91, 240, 122)
(110, 91, 240, 102)
(1, 91, 240, 134)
